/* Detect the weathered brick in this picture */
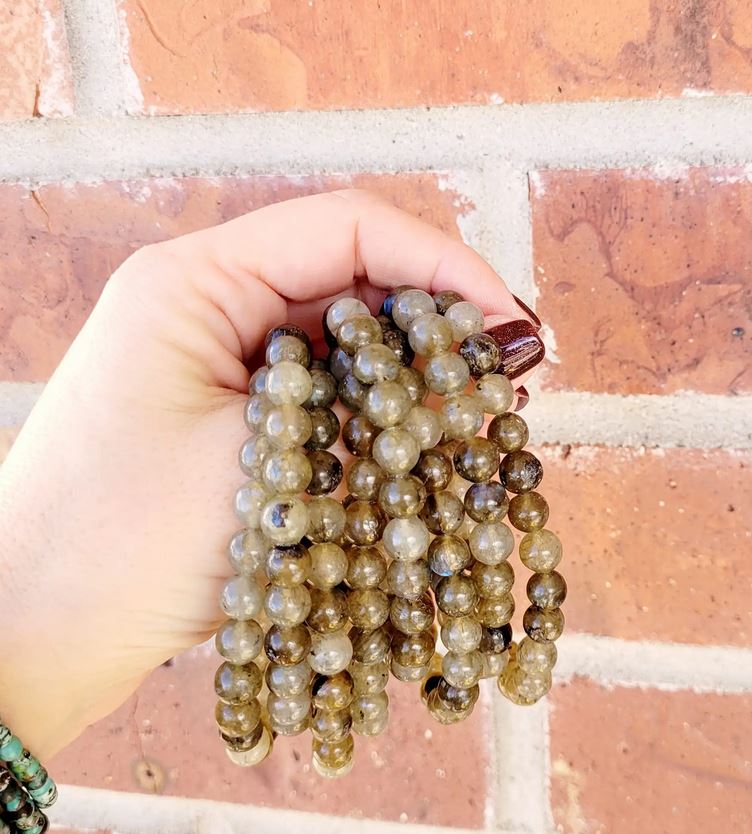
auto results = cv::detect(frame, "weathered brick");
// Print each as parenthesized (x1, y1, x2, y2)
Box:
(550, 679, 752, 834)
(119, 0, 752, 113)
(532, 167, 752, 395)
(0, 174, 471, 381)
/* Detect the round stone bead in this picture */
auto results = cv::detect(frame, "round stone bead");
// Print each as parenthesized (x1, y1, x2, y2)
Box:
(264, 404, 312, 448)
(435, 575, 478, 617)
(312, 754, 355, 778)
(471, 560, 515, 599)
(264, 584, 312, 627)
(345, 499, 386, 545)
(400, 405, 442, 451)
(482, 650, 510, 678)
(420, 490, 465, 534)
(215, 700, 262, 737)
(392, 658, 431, 683)
(383, 516, 430, 561)
(249, 366, 268, 395)
(346, 545, 387, 588)
(380, 285, 413, 317)
(500, 450, 543, 493)
(352, 343, 401, 383)
(433, 289, 464, 314)
(426, 690, 471, 724)
(378, 475, 426, 518)
(509, 491, 549, 531)
(519, 529, 563, 572)
(307, 586, 349, 633)
(308, 542, 349, 588)
(308, 629, 354, 675)
(239, 433, 275, 478)
(440, 616, 482, 653)
(265, 660, 312, 697)
(244, 392, 273, 433)
(444, 300, 484, 341)
(440, 395, 484, 440)
(311, 669, 354, 711)
(349, 659, 390, 696)
(463, 481, 509, 523)
(351, 691, 389, 730)
(233, 479, 270, 527)
(216, 619, 264, 664)
(453, 437, 500, 482)
(523, 605, 565, 642)
(266, 334, 311, 368)
(313, 732, 355, 770)
(265, 361, 313, 406)
(225, 726, 272, 766)
(391, 630, 435, 667)
(305, 367, 338, 408)
(228, 528, 268, 575)
(326, 297, 370, 337)
(306, 450, 344, 496)
(267, 691, 311, 726)
(311, 707, 353, 742)
(337, 314, 383, 354)
(488, 412, 530, 452)
(390, 593, 435, 634)
(260, 496, 309, 545)
(347, 457, 385, 500)
(329, 346, 353, 381)
(220, 574, 264, 620)
(364, 380, 412, 428)
(474, 374, 514, 414)
(306, 407, 340, 451)
(436, 677, 480, 713)
(424, 352, 471, 395)
(342, 414, 379, 457)
(270, 714, 310, 736)
(347, 588, 390, 630)
(442, 650, 483, 688)
(527, 571, 567, 610)
(265, 322, 311, 352)
(373, 428, 421, 475)
(517, 636, 558, 672)
(408, 313, 453, 356)
(469, 520, 514, 565)
(338, 373, 369, 411)
(459, 333, 501, 378)
(412, 449, 453, 492)
(479, 623, 513, 655)
(262, 448, 312, 494)
(476, 593, 515, 627)
(398, 366, 428, 404)
(350, 625, 392, 664)
(264, 624, 311, 665)
(381, 322, 415, 367)
(392, 289, 436, 330)
(428, 534, 471, 576)
(214, 661, 263, 704)
(307, 496, 346, 542)
(498, 663, 552, 705)
(386, 558, 430, 600)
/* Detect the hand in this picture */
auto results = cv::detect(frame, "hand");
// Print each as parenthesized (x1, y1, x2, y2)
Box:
(0, 189, 535, 759)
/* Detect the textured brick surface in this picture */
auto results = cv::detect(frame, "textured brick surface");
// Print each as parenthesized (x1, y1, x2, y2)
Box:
(0, 1, 73, 119)
(0, 173, 470, 381)
(533, 444, 752, 645)
(532, 167, 752, 395)
(550, 679, 752, 834)
(119, 0, 752, 113)
(50, 645, 488, 827)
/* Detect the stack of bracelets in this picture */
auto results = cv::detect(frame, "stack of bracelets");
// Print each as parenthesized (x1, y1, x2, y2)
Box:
(217, 285, 565, 777)
(0, 721, 56, 833)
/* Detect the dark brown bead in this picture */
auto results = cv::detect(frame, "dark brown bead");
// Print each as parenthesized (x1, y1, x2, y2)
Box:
(347, 457, 386, 500)
(329, 345, 353, 380)
(214, 661, 263, 704)
(343, 414, 379, 457)
(391, 629, 435, 666)
(479, 623, 513, 654)
(523, 605, 565, 642)
(264, 624, 311, 664)
(500, 450, 543, 493)
(433, 289, 464, 315)
(428, 534, 472, 576)
(350, 625, 392, 664)
(307, 587, 349, 633)
(437, 677, 480, 711)
(514, 385, 530, 412)
(221, 718, 265, 752)
(338, 373, 369, 411)
(305, 407, 340, 451)
(484, 319, 545, 380)
(459, 333, 501, 378)
(215, 699, 262, 737)
(307, 450, 344, 496)
(265, 323, 312, 351)
(526, 571, 567, 610)
(266, 544, 311, 587)
(346, 545, 387, 588)
(435, 574, 478, 617)
(348, 587, 391, 630)
(311, 671, 354, 710)
(508, 491, 549, 531)
(411, 448, 453, 492)
(305, 368, 338, 408)
(453, 437, 500, 482)
(345, 499, 386, 545)
(420, 490, 465, 534)
(378, 475, 427, 518)
(464, 481, 509, 522)
(487, 412, 530, 453)
(382, 324, 415, 366)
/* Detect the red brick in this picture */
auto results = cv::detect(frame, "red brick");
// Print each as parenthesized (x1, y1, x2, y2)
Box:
(532, 167, 752, 395)
(0, 174, 470, 382)
(50, 645, 488, 827)
(0, 1, 73, 119)
(119, 0, 752, 113)
(534, 445, 752, 646)
(549, 679, 752, 834)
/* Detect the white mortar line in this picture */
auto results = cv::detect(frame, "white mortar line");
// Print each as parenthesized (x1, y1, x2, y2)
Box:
(0, 383, 45, 427)
(2, 96, 752, 182)
(61, 0, 129, 115)
(555, 633, 752, 694)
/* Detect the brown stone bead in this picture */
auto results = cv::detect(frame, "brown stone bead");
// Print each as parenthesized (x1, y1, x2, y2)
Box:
(307, 496, 347, 543)
(265, 323, 312, 353)
(437, 677, 480, 712)
(453, 437, 500, 482)
(479, 623, 513, 654)
(214, 661, 263, 704)
(508, 491, 549, 532)
(344, 500, 386, 545)
(381, 322, 415, 367)
(433, 289, 464, 314)
(471, 560, 515, 599)
(459, 333, 501, 378)
(487, 412, 529, 453)
(391, 629, 435, 666)
(386, 558, 431, 600)
(221, 718, 265, 752)
(347, 457, 385, 500)
(428, 534, 472, 576)
(311, 671, 354, 710)
(310, 707, 353, 742)
(476, 593, 515, 627)
(348, 587, 390, 630)
(435, 575, 478, 617)
(519, 529, 562, 572)
(523, 605, 565, 642)
(390, 593, 435, 634)
(463, 481, 509, 522)
(397, 365, 428, 405)
(307, 587, 349, 633)
(379, 286, 412, 317)
(420, 490, 465, 534)
(266, 544, 311, 587)
(526, 571, 568, 610)
(305, 367, 338, 408)
(499, 450, 543, 493)
(270, 714, 310, 737)
(328, 345, 353, 380)
(346, 545, 387, 588)
(215, 699, 261, 737)
(306, 450, 344, 496)
(342, 414, 379, 457)
(266, 333, 312, 368)
(264, 624, 311, 665)
(313, 733, 355, 768)
(378, 475, 427, 518)
(337, 314, 383, 354)
(305, 407, 340, 451)
(411, 448, 453, 492)
(338, 373, 369, 411)
(349, 625, 392, 664)
(350, 659, 390, 695)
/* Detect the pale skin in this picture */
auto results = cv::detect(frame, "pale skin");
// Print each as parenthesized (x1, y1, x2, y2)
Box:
(0, 189, 536, 759)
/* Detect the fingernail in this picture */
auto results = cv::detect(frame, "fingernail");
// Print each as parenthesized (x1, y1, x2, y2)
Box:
(484, 320, 545, 380)
(514, 386, 529, 412)
(512, 295, 541, 330)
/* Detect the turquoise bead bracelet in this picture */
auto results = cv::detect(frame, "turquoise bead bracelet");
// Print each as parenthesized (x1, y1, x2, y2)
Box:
(0, 767, 47, 834)
(0, 725, 56, 810)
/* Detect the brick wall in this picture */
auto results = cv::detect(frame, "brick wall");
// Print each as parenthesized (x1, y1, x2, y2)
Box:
(2, 2, 751, 833)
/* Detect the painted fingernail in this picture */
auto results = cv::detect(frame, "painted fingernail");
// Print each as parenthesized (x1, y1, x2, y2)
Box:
(514, 386, 529, 412)
(484, 320, 545, 380)
(512, 295, 542, 330)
